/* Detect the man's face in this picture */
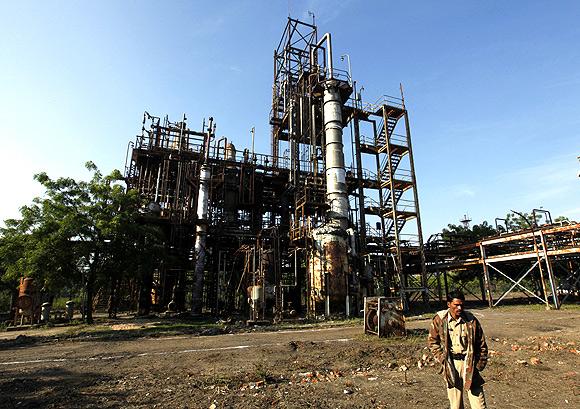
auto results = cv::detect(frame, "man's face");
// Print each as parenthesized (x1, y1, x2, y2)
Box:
(447, 298, 464, 319)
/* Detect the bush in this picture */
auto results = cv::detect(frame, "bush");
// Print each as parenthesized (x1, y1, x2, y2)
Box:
(0, 289, 11, 312)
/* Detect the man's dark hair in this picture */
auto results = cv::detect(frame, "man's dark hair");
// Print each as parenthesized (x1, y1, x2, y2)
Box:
(447, 290, 465, 302)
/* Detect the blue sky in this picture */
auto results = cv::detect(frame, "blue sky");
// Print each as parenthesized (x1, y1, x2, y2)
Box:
(1, 0, 579, 237)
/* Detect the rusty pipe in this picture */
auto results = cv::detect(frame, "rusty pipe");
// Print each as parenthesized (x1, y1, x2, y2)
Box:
(310, 32, 333, 78)
(215, 136, 227, 160)
(532, 208, 552, 226)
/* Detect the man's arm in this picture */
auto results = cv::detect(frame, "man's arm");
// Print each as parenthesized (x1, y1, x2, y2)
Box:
(474, 319, 488, 371)
(428, 315, 445, 364)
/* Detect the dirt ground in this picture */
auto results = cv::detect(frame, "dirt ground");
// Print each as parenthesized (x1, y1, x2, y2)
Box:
(0, 305, 579, 409)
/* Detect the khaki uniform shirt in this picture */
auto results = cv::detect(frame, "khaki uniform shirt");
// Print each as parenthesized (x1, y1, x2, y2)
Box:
(447, 313, 468, 354)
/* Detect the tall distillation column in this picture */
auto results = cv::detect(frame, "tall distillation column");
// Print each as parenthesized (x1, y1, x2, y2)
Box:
(309, 34, 350, 316)
(323, 80, 349, 227)
(192, 118, 214, 315)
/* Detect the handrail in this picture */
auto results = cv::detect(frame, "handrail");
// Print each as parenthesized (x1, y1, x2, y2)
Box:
(364, 196, 382, 208)
(379, 168, 413, 183)
(360, 133, 408, 148)
(362, 94, 404, 113)
(398, 233, 420, 247)
(365, 222, 383, 238)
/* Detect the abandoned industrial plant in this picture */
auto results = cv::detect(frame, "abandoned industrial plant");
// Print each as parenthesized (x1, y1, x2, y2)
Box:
(104, 17, 578, 323)
(3, 7, 580, 408)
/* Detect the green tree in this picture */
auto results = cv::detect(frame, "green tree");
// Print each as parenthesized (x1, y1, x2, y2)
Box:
(441, 220, 497, 245)
(554, 215, 571, 224)
(439, 221, 497, 289)
(0, 162, 163, 323)
(504, 211, 541, 231)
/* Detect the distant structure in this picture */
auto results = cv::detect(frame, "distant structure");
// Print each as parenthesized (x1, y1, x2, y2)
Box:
(460, 214, 472, 229)
(426, 209, 580, 309)
(124, 17, 429, 319)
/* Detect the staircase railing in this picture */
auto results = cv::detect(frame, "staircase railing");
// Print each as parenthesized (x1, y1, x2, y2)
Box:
(362, 94, 404, 112)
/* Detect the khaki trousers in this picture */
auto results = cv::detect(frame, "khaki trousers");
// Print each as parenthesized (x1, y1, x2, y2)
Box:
(446, 358, 487, 409)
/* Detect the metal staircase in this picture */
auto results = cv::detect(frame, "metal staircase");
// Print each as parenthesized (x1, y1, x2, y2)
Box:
(361, 94, 429, 308)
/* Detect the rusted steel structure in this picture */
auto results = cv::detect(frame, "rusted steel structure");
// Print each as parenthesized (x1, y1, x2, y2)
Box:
(124, 18, 429, 319)
(13, 277, 41, 325)
(270, 18, 428, 314)
(426, 221, 580, 308)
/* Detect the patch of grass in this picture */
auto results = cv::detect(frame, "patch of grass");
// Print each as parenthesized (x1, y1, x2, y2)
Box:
(559, 303, 580, 310)
(493, 303, 580, 312)
(275, 317, 363, 331)
(52, 297, 82, 310)
(64, 324, 111, 337)
(203, 373, 237, 387)
(58, 319, 224, 341)
(252, 363, 271, 381)
(150, 321, 220, 331)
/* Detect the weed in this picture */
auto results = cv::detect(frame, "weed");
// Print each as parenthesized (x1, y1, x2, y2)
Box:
(252, 362, 271, 381)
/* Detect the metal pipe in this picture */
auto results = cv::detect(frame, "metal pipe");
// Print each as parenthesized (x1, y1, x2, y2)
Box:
(154, 164, 162, 203)
(251, 127, 255, 161)
(204, 117, 214, 160)
(340, 54, 352, 86)
(352, 82, 367, 249)
(178, 113, 186, 151)
(289, 100, 295, 183)
(293, 249, 298, 287)
(479, 244, 494, 307)
(540, 230, 560, 309)
(310, 33, 333, 78)
(345, 262, 350, 317)
(252, 246, 257, 321)
(124, 141, 133, 175)
(215, 136, 227, 159)
(325, 273, 330, 317)
(323, 80, 349, 224)
(192, 118, 214, 315)
(533, 208, 553, 226)
(495, 218, 508, 232)
(175, 161, 182, 209)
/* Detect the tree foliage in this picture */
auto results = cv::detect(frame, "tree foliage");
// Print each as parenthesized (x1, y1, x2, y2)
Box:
(0, 162, 163, 323)
(441, 220, 497, 246)
(437, 211, 569, 287)
(503, 211, 541, 232)
(554, 215, 571, 224)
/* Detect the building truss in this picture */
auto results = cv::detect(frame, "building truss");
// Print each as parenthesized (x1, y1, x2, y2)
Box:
(426, 222, 580, 308)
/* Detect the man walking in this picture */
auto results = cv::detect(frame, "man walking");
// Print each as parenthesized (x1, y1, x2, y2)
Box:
(428, 290, 488, 409)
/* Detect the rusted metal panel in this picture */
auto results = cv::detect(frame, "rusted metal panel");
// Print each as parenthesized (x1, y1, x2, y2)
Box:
(324, 239, 348, 300)
(308, 251, 324, 302)
(364, 296, 405, 337)
(308, 228, 348, 304)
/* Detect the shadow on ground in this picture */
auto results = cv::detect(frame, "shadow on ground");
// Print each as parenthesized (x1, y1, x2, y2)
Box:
(0, 366, 124, 409)
(1, 316, 370, 347)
